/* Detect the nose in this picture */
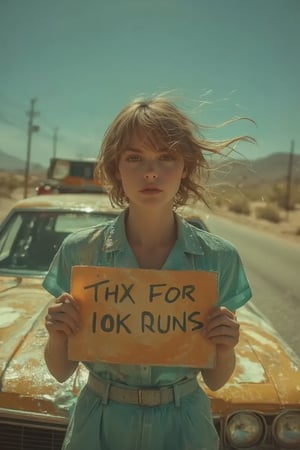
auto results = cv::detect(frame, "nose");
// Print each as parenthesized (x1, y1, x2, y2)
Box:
(143, 162, 158, 180)
(144, 172, 158, 180)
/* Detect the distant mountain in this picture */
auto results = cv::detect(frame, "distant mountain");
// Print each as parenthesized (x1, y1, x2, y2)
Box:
(210, 152, 300, 185)
(0, 149, 46, 174)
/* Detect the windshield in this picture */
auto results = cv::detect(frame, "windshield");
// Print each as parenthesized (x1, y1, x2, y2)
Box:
(0, 210, 115, 274)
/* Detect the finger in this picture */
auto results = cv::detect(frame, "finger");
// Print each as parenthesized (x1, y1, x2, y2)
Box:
(56, 293, 79, 309)
(204, 315, 238, 335)
(49, 309, 80, 333)
(45, 313, 79, 336)
(49, 293, 81, 321)
(204, 323, 240, 339)
(206, 306, 236, 321)
(49, 302, 81, 323)
(46, 311, 80, 335)
(46, 297, 81, 333)
(207, 334, 239, 347)
(203, 321, 240, 349)
(210, 323, 239, 340)
(45, 320, 75, 337)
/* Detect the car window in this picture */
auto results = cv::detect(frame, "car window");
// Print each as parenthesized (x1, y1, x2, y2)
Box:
(51, 160, 70, 179)
(0, 211, 116, 273)
(0, 214, 23, 262)
(55, 213, 114, 232)
(69, 162, 95, 179)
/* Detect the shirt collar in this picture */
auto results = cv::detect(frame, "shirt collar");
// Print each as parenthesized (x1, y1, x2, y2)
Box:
(176, 213, 205, 255)
(102, 209, 128, 252)
(102, 209, 205, 256)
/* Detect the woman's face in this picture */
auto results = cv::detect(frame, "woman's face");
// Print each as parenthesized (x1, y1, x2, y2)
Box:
(117, 134, 186, 209)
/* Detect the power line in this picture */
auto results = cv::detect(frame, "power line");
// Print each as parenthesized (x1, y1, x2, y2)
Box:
(0, 92, 56, 135)
(285, 139, 295, 220)
(0, 112, 21, 128)
(23, 98, 40, 198)
(53, 127, 58, 158)
(0, 92, 27, 111)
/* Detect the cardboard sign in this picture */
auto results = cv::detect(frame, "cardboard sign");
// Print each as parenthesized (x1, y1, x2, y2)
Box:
(69, 266, 218, 368)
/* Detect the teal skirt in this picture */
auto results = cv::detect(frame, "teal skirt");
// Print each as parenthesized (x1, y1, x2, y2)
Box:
(62, 384, 219, 450)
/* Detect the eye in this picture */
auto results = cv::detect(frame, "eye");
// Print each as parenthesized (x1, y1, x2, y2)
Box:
(159, 152, 175, 161)
(126, 154, 141, 162)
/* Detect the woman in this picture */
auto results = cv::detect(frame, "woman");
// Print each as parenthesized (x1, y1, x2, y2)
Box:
(44, 95, 253, 450)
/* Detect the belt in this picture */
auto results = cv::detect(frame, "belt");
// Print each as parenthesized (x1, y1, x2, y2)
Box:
(87, 373, 198, 407)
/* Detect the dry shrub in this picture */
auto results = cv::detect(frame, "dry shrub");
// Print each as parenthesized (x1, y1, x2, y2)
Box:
(0, 173, 16, 197)
(228, 198, 251, 215)
(0, 185, 11, 198)
(255, 204, 281, 223)
(0, 172, 44, 198)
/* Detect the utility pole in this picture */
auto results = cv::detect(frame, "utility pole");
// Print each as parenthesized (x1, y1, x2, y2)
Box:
(24, 98, 39, 198)
(285, 139, 295, 220)
(53, 127, 58, 158)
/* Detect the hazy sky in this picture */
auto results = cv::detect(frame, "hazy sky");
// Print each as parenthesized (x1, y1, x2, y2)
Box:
(1, 0, 299, 167)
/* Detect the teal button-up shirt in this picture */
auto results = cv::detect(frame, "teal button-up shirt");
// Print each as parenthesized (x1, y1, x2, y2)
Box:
(43, 210, 252, 387)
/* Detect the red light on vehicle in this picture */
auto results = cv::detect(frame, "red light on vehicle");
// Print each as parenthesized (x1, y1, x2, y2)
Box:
(36, 184, 54, 195)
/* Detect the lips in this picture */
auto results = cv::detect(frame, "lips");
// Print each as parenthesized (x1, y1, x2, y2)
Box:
(140, 187, 162, 193)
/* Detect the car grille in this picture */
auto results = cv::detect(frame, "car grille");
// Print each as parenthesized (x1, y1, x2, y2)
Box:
(1, 417, 220, 449)
(0, 421, 66, 450)
(0, 413, 284, 449)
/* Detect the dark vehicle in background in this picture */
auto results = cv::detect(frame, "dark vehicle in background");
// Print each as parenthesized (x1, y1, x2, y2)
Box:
(36, 157, 105, 195)
(0, 194, 299, 450)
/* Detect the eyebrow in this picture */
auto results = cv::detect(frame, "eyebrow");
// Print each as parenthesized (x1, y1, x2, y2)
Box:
(125, 147, 142, 153)
(125, 147, 170, 153)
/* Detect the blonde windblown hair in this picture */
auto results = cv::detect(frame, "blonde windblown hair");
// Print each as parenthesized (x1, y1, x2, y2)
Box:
(94, 95, 254, 208)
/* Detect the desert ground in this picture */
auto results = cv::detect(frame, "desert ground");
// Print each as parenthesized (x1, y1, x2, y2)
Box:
(215, 201, 300, 246)
(0, 187, 37, 222)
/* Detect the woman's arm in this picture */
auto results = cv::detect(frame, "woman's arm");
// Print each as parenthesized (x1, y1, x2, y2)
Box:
(44, 293, 81, 383)
(201, 307, 239, 391)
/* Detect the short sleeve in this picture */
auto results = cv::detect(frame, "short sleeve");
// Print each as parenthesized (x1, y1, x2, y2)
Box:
(217, 246, 252, 311)
(43, 238, 72, 297)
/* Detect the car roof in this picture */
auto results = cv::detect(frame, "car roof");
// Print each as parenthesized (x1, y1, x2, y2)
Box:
(11, 193, 121, 214)
(10, 195, 209, 231)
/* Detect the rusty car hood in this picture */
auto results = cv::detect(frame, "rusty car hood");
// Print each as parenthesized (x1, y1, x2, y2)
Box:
(201, 305, 300, 413)
(0, 276, 299, 419)
(0, 275, 85, 420)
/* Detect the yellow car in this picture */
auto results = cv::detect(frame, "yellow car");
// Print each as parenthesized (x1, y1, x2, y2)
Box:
(0, 194, 299, 449)
(36, 157, 105, 195)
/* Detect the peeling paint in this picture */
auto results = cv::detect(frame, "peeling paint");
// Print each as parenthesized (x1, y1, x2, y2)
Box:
(235, 355, 267, 383)
(244, 329, 278, 347)
(0, 306, 22, 328)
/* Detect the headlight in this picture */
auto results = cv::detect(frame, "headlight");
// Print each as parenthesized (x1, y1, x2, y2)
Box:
(225, 412, 265, 449)
(273, 410, 300, 448)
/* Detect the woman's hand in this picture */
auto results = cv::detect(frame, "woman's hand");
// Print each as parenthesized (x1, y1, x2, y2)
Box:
(44, 293, 80, 382)
(45, 292, 81, 339)
(203, 306, 240, 356)
(201, 306, 240, 390)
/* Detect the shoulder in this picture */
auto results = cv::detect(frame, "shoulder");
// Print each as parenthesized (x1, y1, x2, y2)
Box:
(194, 227, 237, 253)
(57, 220, 118, 267)
(59, 211, 127, 264)
(61, 219, 115, 253)
(178, 214, 238, 256)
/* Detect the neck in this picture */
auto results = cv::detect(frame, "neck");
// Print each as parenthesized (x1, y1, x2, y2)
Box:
(125, 206, 177, 248)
